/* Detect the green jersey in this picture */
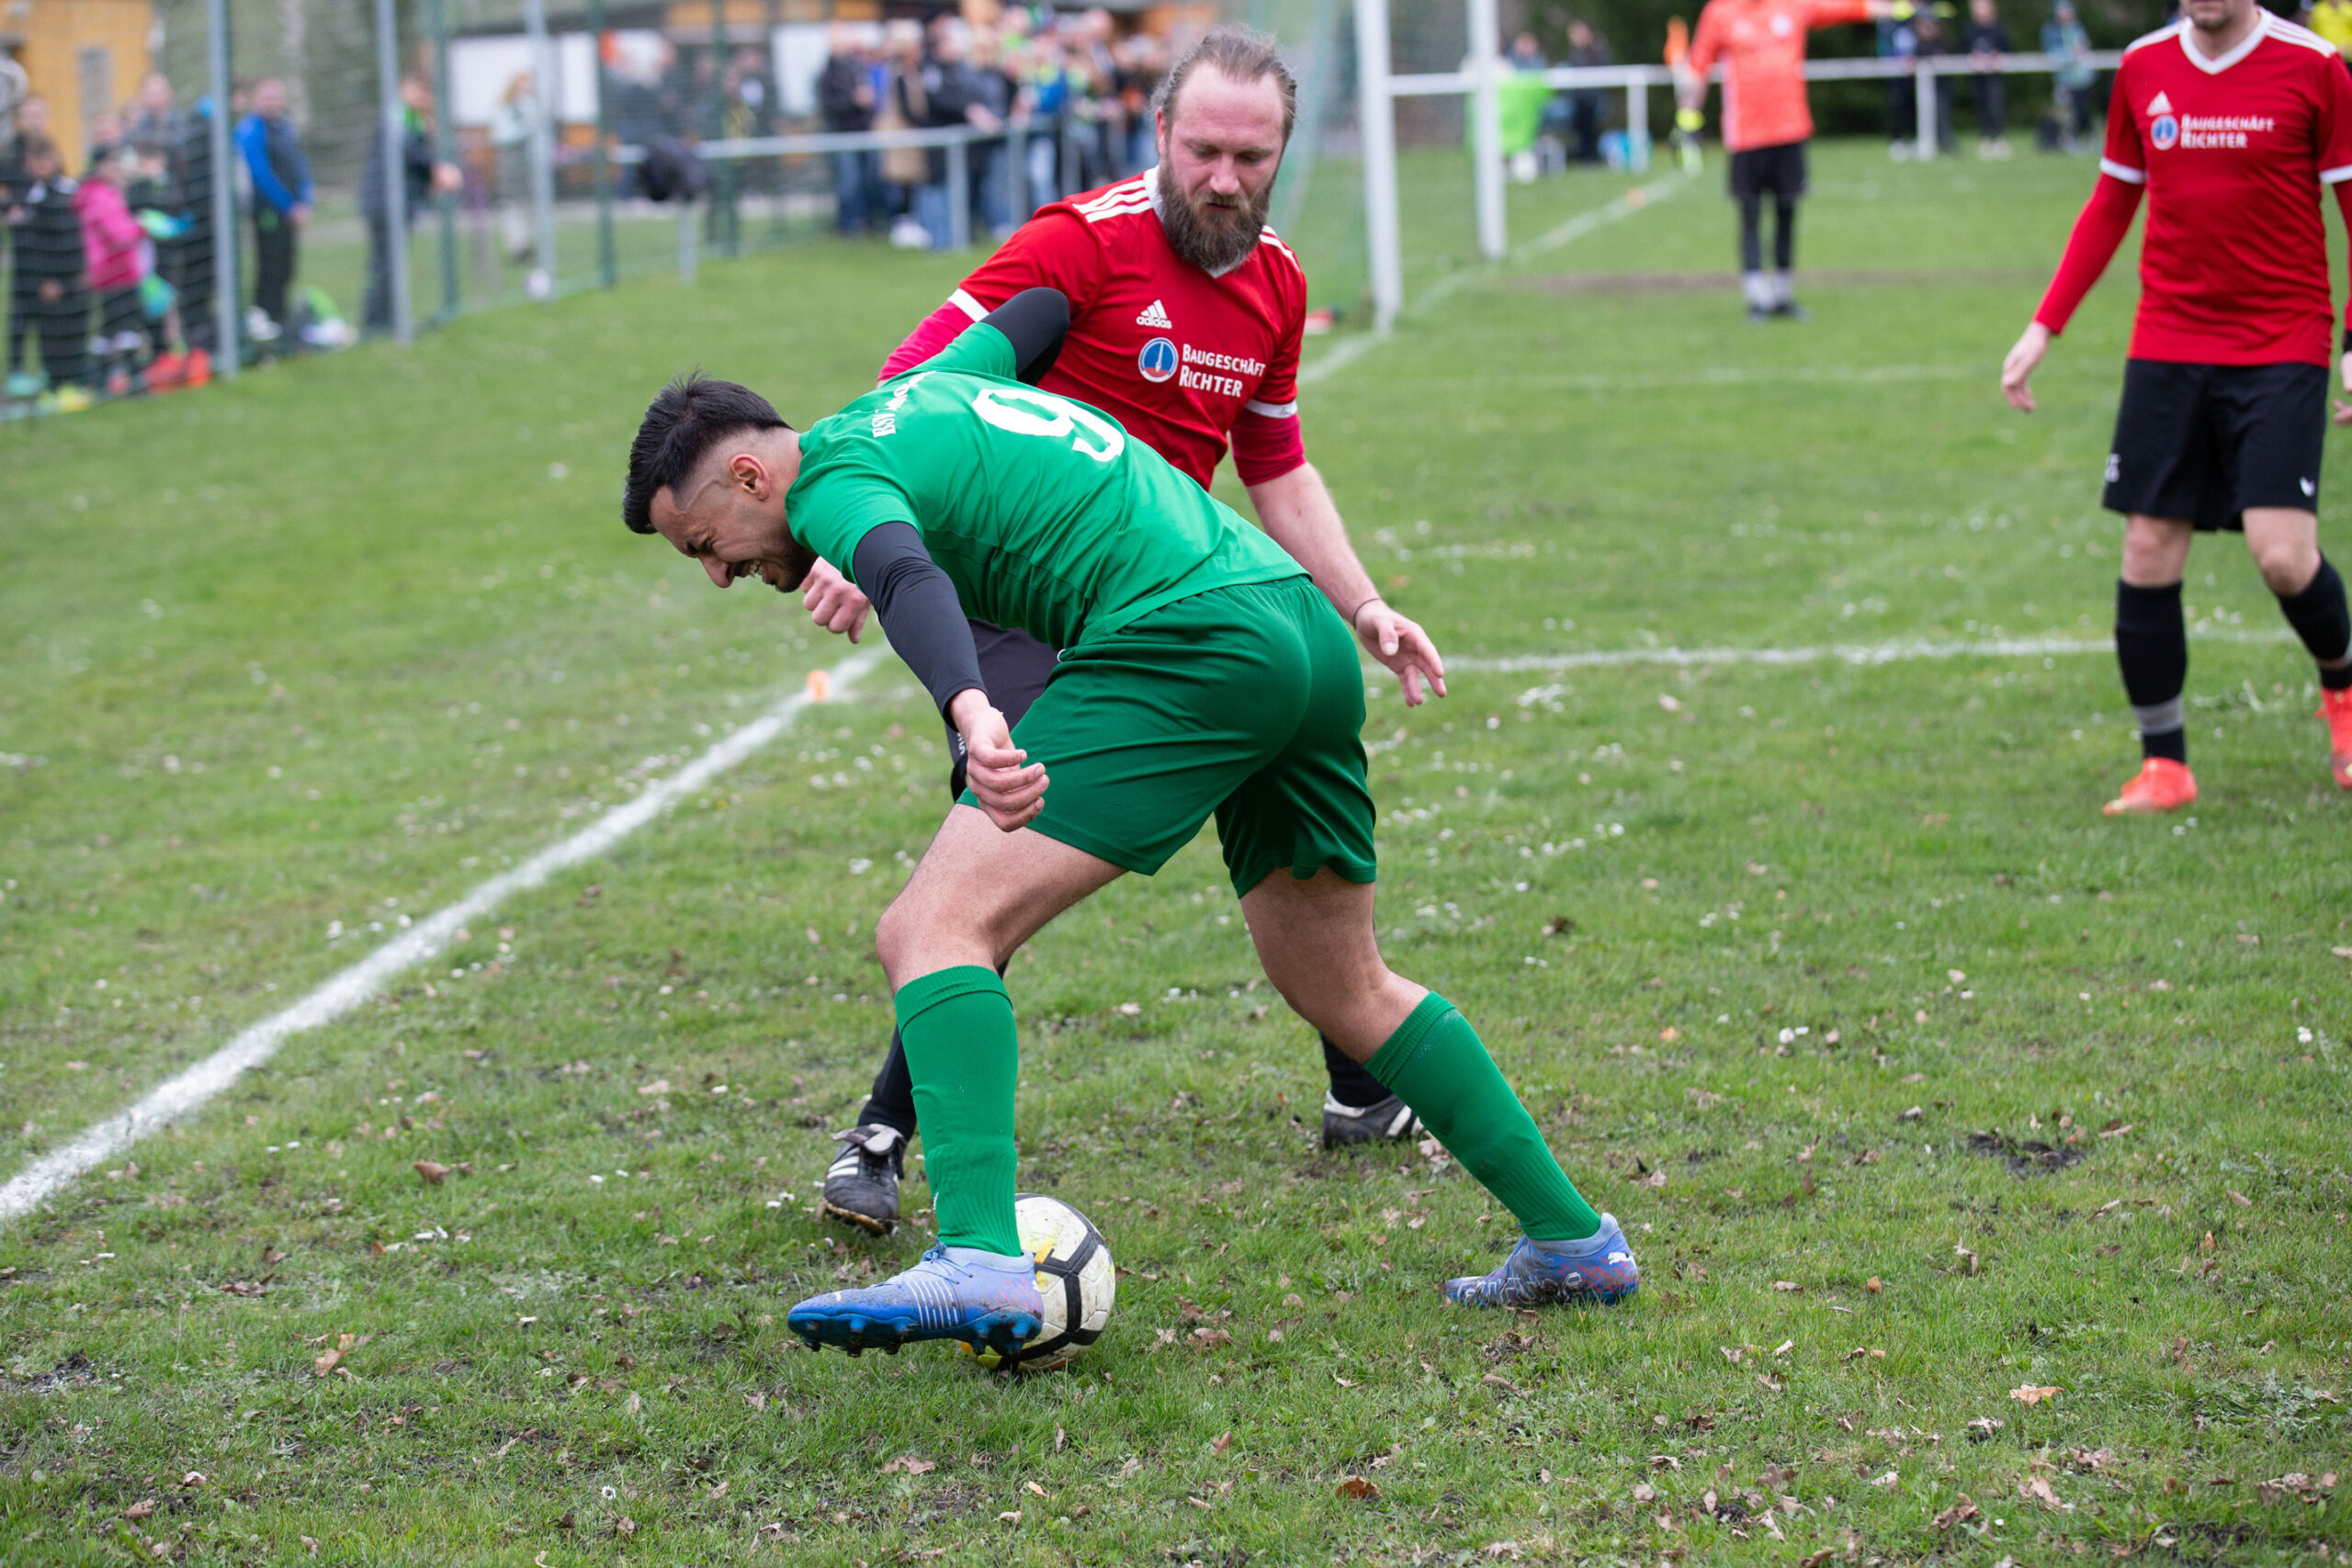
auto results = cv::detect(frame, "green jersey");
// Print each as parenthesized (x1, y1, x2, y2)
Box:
(785, 323, 1306, 650)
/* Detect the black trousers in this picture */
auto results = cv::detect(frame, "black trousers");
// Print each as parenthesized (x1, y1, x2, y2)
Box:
(253, 209, 298, 327)
(33, 297, 90, 388)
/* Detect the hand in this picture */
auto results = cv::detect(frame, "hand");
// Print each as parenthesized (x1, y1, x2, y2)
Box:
(1354, 599, 1448, 707)
(798, 557, 873, 641)
(948, 689, 1047, 830)
(292, 203, 311, 227)
(38, 277, 62, 303)
(2335, 351, 2352, 427)
(432, 162, 465, 194)
(2001, 321, 2051, 413)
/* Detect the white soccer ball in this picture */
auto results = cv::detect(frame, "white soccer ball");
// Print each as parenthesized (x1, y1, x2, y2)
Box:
(967, 1192, 1114, 1372)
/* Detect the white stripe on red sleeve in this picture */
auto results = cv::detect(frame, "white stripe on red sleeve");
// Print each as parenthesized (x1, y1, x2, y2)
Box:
(948, 288, 989, 321)
(2323, 164, 2352, 184)
(1243, 399, 1298, 419)
(2098, 159, 2147, 185)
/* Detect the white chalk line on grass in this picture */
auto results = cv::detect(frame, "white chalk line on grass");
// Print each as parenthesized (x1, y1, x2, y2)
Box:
(1443, 627, 2294, 675)
(1298, 172, 1691, 388)
(0, 647, 888, 1226)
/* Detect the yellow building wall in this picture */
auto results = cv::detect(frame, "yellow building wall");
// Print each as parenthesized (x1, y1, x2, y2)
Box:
(6, 0, 158, 172)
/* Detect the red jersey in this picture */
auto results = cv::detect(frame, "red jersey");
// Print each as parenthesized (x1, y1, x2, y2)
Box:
(1687, 0, 1872, 152)
(876, 170, 1309, 489)
(2075, 13, 2352, 365)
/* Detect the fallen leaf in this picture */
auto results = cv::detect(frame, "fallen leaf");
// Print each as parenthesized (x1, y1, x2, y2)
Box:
(2227, 1190, 2252, 1208)
(614, 1517, 637, 1537)
(301, 1537, 320, 1556)
(1336, 1477, 1380, 1500)
(313, 1347, 343, 1377)
(1772, 1280, 1801, 1292)
(880, 1456, 936, 1475)
(1025, 1480, 1048, 1497)
(1770, 1339, 1794, 1357)
(638, 1079, 671, 1096)
(2010, 1385, 2061, 1405)
(1931, 1496, 1979, 1529)
(2019, 1474, 2062, 1508)
(1188, 1327, 1233, 1352)
(1483, 1543, 1523, 1560)
(123, 1499, 156, 1521)
(179, 1472, 206, 1488)
(1864, 1276, 1883, 1293)
(1632, 1482, 1658, 1502)
(413, 1159, 449, 1186)
(1211, 1431, 1233, 1457)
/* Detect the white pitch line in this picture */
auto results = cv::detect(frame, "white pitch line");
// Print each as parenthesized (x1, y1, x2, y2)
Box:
(1444, 627, 2293, 675)
(0, 648, 888, 1226)
(1299, 172, 1690, 388)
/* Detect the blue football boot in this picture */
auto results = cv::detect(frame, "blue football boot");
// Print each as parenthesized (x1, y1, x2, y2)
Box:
(787, 1245, 1043, 1358)
(1442, 1213, 1640, 1307)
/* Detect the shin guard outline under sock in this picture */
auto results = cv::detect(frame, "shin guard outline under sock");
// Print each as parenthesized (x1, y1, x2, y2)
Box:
(2115, 579, 2188, 761)
(1366, 994, 1601, 1241)
(893, 966, 1022, 1257)
(2276, 557, 2352, 688)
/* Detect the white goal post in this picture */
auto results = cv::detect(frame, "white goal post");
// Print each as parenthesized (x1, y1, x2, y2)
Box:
(1351, 0, 2125, 328)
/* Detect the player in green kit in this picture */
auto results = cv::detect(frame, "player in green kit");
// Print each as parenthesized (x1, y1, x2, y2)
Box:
(620, 289, 1637, 1359)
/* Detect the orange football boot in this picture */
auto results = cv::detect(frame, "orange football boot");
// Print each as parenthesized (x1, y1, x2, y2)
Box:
(2320, 685, 2352, 789)
(2103, 757, 2198, 817)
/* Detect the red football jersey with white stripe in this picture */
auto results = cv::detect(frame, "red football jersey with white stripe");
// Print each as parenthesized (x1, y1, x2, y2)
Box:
(876, 170, 1309, 490)
(2100, 13, 2352, 365)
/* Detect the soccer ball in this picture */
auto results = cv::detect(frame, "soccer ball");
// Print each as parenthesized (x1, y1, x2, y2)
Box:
(966, 1193, 1115, 1372)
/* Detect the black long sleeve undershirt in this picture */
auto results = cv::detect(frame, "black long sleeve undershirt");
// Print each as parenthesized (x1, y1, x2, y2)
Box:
(853, 522, 986, 718)
(983, 287, 1069, 386)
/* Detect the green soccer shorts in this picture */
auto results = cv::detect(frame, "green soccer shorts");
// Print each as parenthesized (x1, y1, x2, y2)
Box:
(963, 576, 1379, 896)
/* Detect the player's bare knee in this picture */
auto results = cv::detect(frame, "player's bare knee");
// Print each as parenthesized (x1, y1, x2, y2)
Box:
(2251, 538, 2320, 595)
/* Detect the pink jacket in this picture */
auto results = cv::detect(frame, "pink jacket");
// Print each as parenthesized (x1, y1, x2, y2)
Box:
(74, 177, 147, 293)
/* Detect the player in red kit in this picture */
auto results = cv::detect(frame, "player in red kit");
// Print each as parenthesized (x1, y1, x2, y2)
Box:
(802, 30, 1452, 1233)
(2002, 0, 2352, 816)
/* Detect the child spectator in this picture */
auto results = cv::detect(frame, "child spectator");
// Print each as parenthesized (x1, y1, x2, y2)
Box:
(11, 135, 92, 408)
(3, 93, 53, 396)
(75, 142, 153, 396)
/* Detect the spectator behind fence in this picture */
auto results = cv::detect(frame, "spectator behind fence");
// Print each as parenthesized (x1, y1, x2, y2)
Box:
(1566, 20, 1612, 164)
(2041, 0, 2094, 152)
(3, 93, 52, 396)
(362, 73, 462, 338)
(488, 71, 537, 263)
(1964, 0, 2013, 158)
(819, 25, 881, 235)
(967, 27, 1019, 236)
(235, 77, 311, 342)
(11, 134, 89, 407)
(75, 141, 153, 395)
(914, 18, 1004, 252)
(876, 20, 930, 247)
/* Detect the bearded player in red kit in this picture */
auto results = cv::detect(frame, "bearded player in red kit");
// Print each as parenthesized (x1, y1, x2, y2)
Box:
(800, 29, 1455, 1232)
(2002, 0, 2352, 816)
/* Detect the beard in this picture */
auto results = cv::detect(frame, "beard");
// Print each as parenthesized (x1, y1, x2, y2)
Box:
(1156, 160, 1271, 276)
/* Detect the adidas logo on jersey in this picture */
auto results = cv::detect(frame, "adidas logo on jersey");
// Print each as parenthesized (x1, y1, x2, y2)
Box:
(1135, 299, 1172, 329)
(2147, 91, 2173, 115)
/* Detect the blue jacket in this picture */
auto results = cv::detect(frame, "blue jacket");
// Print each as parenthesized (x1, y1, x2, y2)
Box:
(234, 112, 312, 214)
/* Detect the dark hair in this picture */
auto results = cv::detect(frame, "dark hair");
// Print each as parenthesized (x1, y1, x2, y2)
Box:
(19, 134, 58, 164)
(1151, 27, 1298, 145)
(621, 372, 789, 535)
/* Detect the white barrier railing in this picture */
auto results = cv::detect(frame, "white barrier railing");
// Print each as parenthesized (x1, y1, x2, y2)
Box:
(1351, 0, 2127, 327)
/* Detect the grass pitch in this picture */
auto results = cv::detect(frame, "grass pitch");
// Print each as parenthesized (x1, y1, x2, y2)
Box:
(3, 142, 2349, 1566)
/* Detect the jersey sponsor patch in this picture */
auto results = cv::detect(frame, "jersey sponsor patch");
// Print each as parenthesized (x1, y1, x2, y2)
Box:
(1136, 336, 1179, 383)
(1136, 299, 1172, 329)
(2151, 111, 2180, 150)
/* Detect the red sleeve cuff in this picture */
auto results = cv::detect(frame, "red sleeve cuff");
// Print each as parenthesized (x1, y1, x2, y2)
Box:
(1232, 411, 1306, 487)
(876, 298, 984, 384)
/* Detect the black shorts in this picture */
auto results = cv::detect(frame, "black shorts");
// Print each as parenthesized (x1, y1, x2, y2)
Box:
(2102, 359, 2328, 532)
(1728, 141, 1807, 201)
(941, 619, 1061, 798)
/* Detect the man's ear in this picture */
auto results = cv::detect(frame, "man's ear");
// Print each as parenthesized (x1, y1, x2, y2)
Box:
(729, 452, 764, 498)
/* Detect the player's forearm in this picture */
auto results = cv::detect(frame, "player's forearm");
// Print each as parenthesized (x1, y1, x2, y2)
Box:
(2033, 174, 2141, 336)
(852, 524, 987, 716)
(1246, 462, 1382, 624)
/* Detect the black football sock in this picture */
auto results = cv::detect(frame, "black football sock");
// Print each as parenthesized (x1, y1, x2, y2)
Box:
(1772, 197, 1797, 274)
(2275, 557, 2352, 688)
(855, 1035, 919, 1138)
(2116, 579, 2188, 762)
(1322, 1036, 1392, 1108)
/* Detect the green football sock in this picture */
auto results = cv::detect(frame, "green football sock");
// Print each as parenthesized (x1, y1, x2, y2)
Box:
(894, 965, 1023, 1257)
(1367, 993, 1601, 1241)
